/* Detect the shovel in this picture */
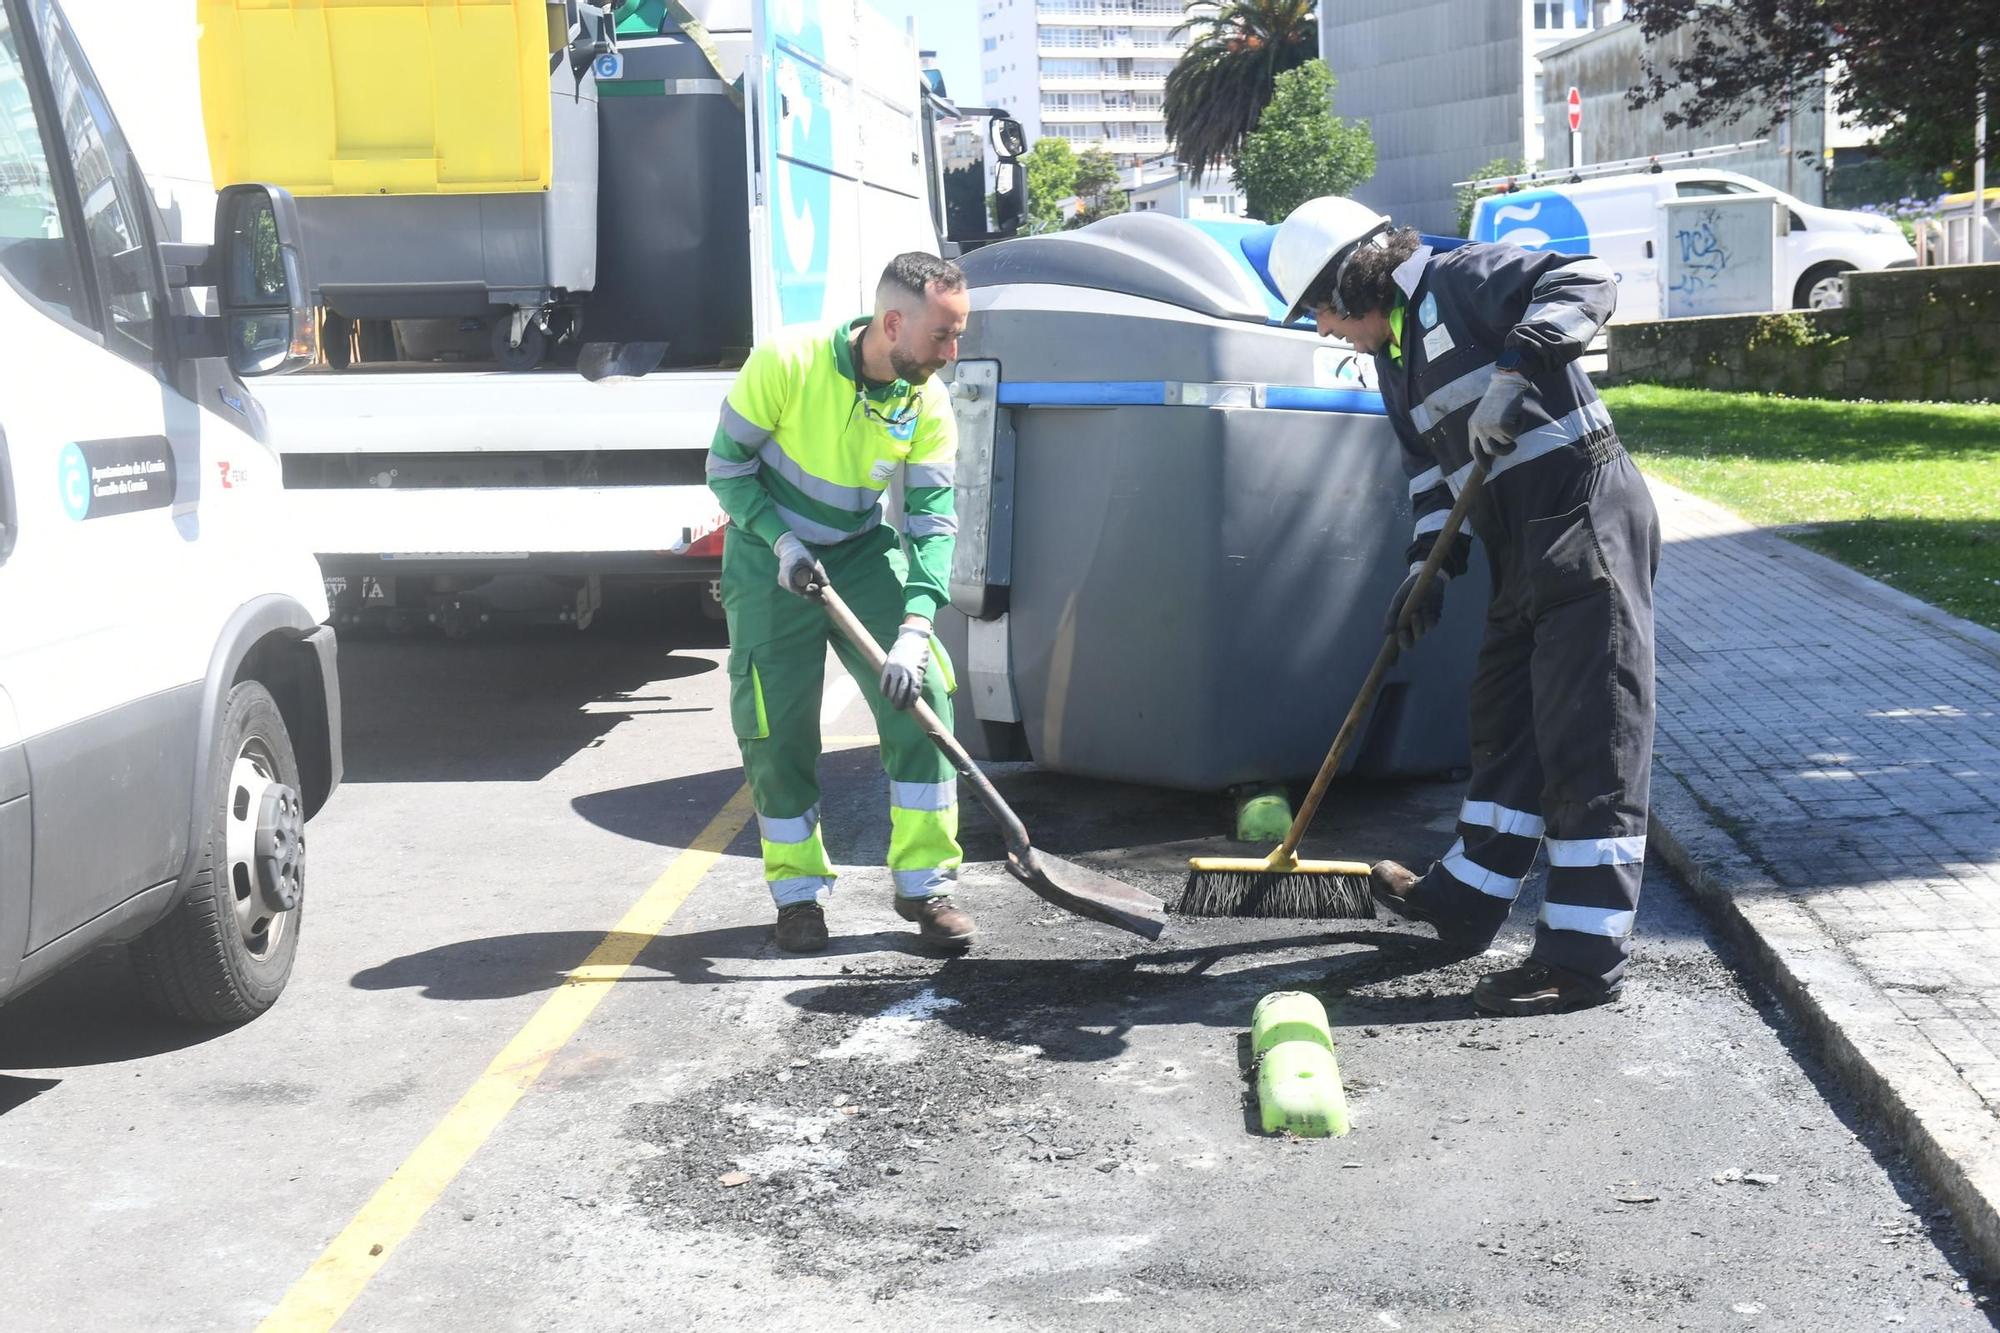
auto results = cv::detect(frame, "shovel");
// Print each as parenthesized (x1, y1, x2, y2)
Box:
(815, 583, 1168, 941)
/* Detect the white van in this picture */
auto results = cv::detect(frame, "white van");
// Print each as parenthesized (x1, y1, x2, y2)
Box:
(1471, 168, 1917, 322)
(0, 0, 339, 1022)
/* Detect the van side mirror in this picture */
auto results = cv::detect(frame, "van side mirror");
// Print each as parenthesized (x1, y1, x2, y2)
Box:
(165, 184, 314, 376)
(216, 185, 314, 377)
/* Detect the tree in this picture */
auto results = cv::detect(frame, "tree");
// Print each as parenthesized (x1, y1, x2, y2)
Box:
(1232, 61, 1375, 223)
(1020, 137, 1078, 236)
(1455, 157, 1527, 236)
(1067, 148, 1128, 228)
(1622, 0, 1996, 180)
(1163, 0, 1318, 184)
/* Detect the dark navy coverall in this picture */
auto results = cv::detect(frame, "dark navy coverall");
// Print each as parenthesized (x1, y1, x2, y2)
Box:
(1375, 241, 1661, 990)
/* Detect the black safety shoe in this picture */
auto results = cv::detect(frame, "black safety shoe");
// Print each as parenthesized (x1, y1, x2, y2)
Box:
(1370, 861, 1490, 952)
(1473, 961, 1621, 1016)
(775, 902, 829, 953)
(894, 894, 975, 948)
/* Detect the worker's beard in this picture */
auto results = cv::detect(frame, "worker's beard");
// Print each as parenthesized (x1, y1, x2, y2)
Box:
(890, 344, 939, 384)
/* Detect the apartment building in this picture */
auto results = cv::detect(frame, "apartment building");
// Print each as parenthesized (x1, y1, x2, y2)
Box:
(979, 0, 1188, 172)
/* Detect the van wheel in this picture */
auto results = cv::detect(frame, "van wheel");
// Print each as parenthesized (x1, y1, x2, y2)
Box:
(1795, 263, 1854, 311)
(130, 682, 305, 1025)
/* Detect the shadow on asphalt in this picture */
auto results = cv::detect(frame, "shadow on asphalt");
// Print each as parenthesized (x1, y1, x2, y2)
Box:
(0, 1075, 59, 1115)
(0, 950, 224, 1070)
(350, 926, 933, 1001)
(339, 636, 719, 785)
(348, 921, 1472, 1062)
(571, 748, 1468, 877)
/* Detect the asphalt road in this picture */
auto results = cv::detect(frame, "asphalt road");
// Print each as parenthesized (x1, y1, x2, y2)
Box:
(1, 623, 1994, 1331)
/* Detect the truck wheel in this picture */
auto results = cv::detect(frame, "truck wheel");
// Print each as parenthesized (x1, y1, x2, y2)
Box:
(492, 318, 548, 372)
(1795, 263, 1854, 311)
(130, 682, 305, 1025)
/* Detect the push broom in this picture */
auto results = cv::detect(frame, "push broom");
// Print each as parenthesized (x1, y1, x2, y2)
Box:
(1179, 466, 1488, 919)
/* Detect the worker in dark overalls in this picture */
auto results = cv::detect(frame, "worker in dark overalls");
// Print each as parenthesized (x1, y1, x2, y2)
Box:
(1268, 196, 1661, 1015)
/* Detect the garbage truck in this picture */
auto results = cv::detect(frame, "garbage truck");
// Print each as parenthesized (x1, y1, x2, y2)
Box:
(161, 0, 1480, 792)
(191, 0, 1028, 634)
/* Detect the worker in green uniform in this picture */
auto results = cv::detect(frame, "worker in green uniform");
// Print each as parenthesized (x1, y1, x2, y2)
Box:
(705, 253, 973, 954)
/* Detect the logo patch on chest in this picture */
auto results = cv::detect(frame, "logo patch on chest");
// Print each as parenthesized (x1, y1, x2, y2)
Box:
(1418, 292, 1439, 328)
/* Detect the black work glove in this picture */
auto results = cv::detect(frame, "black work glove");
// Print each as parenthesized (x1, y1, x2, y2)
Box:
(1384, 565, 1449, 652)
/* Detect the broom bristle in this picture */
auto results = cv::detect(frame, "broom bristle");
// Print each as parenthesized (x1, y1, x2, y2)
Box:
(1174, 869, 1376, 920)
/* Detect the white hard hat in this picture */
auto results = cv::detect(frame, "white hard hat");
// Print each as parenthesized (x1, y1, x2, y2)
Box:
(1269, 196, 1392, 324)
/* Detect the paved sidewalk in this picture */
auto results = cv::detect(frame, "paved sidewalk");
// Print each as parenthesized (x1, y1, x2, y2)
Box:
(1642, 476, 2000, 1272)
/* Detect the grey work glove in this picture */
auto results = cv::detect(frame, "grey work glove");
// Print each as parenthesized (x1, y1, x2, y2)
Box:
(879, 624, 932, 711)
(1385, 564, 1450, 652)
(772, 532, 827, 598)
(1467, 368, 1532, 467)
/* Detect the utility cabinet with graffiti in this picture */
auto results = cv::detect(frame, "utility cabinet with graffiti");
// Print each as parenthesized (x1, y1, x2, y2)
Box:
(1660, 195, 1785, 319)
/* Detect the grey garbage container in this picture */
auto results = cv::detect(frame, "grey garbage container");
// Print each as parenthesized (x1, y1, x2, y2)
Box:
(935, 212, 1486, 792)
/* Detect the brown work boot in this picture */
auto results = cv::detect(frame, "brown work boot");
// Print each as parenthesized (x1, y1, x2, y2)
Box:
(775, 902, 829, 953)
(894, 894, 975, 949)
(1376, 856, 1424, 920)
(1370, 860, 1488, 952)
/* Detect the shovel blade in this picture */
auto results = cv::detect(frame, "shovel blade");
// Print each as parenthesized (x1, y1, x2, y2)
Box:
(1006, 848, 1168, 941)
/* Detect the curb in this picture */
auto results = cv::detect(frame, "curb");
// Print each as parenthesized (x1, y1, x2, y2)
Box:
(1648, 769, 2000, 1276)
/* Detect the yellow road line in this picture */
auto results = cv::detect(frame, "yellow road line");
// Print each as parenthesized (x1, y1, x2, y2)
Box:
(259, 784, 757, 1332)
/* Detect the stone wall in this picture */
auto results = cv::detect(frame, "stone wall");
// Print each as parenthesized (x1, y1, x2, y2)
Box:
(1606, 263, 2000, 402)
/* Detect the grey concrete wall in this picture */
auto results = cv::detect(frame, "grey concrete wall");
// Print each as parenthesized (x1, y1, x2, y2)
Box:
(1538, 21, 1827, 205)
(1322, 1, 1524, 235)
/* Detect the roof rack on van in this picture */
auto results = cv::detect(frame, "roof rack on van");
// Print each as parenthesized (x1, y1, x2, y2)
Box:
(1453, 139, 1769, 194)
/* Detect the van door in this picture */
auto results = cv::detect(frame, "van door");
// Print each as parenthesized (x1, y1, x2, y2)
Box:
(0, 0, 201, 951)
(1480, 185, 1660, 324)
(0, 675, 27, 995)
(746, 0, 929, 338)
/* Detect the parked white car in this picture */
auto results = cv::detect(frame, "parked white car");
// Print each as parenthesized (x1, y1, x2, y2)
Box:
(0, 0, 339, 1022)
(1471, 167, 1917, 322)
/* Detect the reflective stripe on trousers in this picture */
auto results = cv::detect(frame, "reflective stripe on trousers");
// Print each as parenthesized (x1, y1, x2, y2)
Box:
(1409, 450, 1660, 988)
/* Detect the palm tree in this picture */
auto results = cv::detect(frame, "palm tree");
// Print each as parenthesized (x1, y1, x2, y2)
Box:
(1163, 0, 1319, 183)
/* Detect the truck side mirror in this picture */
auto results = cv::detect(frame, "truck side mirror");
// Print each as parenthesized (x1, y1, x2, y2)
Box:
(992, 116, 1027, 159)
(991, 161, 1027, 238)
(215, 184, 314, 377)
(988, 117, 1028, 239)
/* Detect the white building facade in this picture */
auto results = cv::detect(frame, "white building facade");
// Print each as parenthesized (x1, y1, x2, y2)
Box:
(979, 0, 1187, 172)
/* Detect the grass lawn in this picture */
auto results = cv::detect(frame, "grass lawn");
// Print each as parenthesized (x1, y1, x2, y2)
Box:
(1601, 385, 2000, 632)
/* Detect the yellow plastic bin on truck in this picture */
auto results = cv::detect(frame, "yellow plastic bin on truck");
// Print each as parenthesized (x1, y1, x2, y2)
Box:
(199, 0, 557, 194)
(197, 1, 598, 370)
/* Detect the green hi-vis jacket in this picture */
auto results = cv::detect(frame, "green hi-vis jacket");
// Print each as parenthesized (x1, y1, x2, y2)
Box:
(705, 316, 959, 621)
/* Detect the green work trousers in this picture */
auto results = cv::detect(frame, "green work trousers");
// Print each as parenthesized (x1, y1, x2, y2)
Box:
(721, 523, 963, 908)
